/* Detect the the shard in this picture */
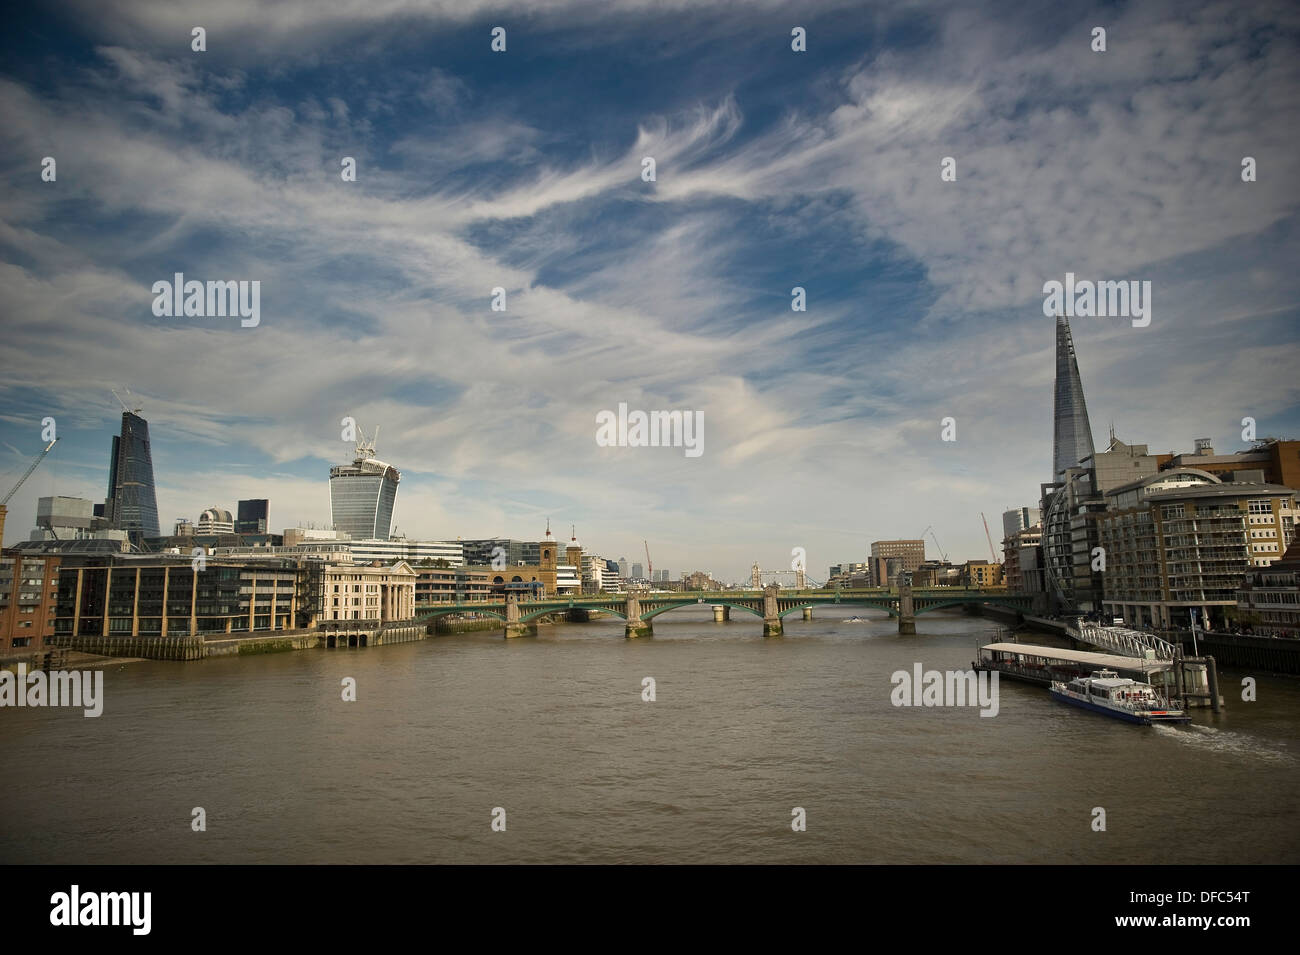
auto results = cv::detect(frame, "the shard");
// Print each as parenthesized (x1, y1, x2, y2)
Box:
(1052, 314, 1095, 480)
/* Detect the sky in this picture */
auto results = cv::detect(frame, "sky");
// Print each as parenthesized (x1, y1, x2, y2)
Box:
(1, 0, 1298, 583)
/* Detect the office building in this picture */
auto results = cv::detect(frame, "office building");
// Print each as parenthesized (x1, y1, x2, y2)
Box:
(29, 496, 125, 544)
(1002, 507, 1040, 541)
(631, 562, 644, 579)
(1051, 314, 1095, 481)
(413, 566, 492, 604)
(348, 538, 464, 566)
(1159, 438, 1300, 490)
(329, 431, 400, 541)
(196, 507, 235, 535)
(869, 555, 905, 587)
(912, 560, 959, 587)
(869, 540, 926, 572)
(1002, 525, 1043, 594)
(461, 539, 531, 567)
(321, 560, 415, 622)
(236, 499, 269, 534)
(51, 554, 323, 637)
(103, 410, 161, 541)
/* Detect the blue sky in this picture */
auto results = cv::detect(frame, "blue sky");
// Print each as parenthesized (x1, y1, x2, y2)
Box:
(1, 0, 1298, 581)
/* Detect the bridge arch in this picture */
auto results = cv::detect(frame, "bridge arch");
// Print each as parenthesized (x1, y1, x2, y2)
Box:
(519, 604, 628, 623)
(912, 598, 1027, 616)
(639, 600, 763, 621)
(775, 601, 900, 619)
(415, 606, 508, 623)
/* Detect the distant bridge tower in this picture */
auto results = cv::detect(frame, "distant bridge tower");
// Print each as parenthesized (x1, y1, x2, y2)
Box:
(751, 562, 762, 588)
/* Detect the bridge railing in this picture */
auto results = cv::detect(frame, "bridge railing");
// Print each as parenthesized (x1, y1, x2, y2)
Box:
(1067, 622, 1176, 661)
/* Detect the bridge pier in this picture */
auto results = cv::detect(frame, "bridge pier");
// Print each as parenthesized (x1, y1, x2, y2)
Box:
(898, 585, 916, 635)
(763, 585, 783, 637)
(503, 593, 536, 639)
(712, 605, 729, 622)
(625, 591, 652, 639)
(802, 607, 813, 621)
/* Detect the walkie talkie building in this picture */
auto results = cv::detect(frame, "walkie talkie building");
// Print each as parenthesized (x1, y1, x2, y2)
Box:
(329, 432, 400, 541)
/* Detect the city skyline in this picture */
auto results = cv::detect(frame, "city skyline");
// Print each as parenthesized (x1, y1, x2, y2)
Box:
(2, 0, 1298, 583)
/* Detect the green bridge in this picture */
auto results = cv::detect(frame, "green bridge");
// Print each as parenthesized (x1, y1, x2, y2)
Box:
(413, 585, 1031, 638)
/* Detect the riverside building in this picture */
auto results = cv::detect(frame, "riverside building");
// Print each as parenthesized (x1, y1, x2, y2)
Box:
(1096, 470, 1296, 629)
(49, 554, 323, 637)
(0, 552, 61, 651)
(1236, 539, 1300, 637)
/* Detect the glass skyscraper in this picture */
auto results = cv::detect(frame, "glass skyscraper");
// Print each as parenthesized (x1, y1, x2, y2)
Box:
(104, 411, 161, 541)
(1052, 314, 1096, 481)
(329, 441, 400, 541)
(236, 498, 269, 534)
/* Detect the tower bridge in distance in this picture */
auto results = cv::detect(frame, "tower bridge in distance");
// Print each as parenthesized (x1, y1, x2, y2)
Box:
(413, 585, 1032, 638)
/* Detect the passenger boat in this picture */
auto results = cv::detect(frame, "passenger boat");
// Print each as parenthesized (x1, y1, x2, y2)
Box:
(1049, 670, 1190, 725)
(844, 616, 867, 623)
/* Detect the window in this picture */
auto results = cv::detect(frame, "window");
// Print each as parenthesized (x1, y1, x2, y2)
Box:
(1162, 504, 1184, 519)
(1248, 500, 1272, 514)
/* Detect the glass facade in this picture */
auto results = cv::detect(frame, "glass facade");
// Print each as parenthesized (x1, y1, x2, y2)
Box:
(329, 459, 400, 540)
(1052, 315, 1096, 481)
(104, 412, 161, 540)
(235, 499, 269, 534)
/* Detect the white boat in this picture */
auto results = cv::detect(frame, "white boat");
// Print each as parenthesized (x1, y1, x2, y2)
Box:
(1049, 669, 1189, 725)
(844, 615, 867, 623)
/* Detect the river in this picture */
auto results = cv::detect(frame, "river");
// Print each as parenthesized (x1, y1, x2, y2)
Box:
(2, 606, 1296, 863)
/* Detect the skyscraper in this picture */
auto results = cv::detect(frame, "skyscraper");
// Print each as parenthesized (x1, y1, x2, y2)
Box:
(1052, 314, 1096, 480)
(104, 411, 161, 541)
(236, 499, 269, 534)
(329, 431, 400, 541)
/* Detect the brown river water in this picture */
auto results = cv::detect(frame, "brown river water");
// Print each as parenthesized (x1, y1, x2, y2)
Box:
(2, 606, 1296, 864)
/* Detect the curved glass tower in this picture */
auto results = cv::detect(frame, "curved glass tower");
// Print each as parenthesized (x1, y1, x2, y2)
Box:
(105, 411, 161, 541)
(329, 434, 400, 541)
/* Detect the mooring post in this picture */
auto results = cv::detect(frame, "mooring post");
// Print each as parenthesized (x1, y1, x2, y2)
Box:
(1206, 655, 1221, 713)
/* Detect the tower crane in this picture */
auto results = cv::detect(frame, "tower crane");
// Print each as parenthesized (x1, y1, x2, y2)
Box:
(981, 512, 999, 563)
(643, 540, 653, 581)
(919, 525, 948, 562)
(0, 438, 59, 544)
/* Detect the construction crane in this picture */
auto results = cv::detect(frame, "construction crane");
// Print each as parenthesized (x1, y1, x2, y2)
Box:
(919, 525, 948, 562)
(643, 540, 653, 581)
(981, 512, 999, 563)
(111, 388, 141, 414)
(0, 438, 59, 544)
